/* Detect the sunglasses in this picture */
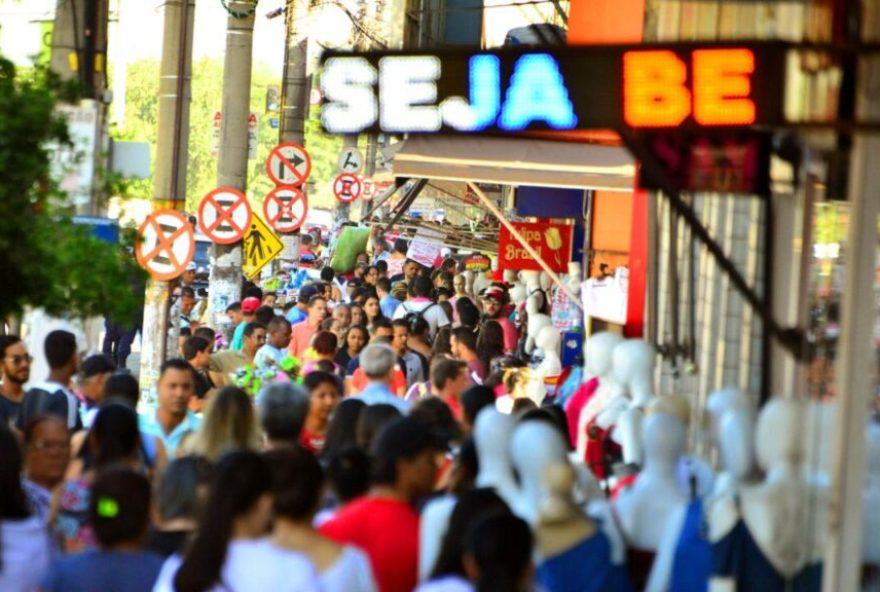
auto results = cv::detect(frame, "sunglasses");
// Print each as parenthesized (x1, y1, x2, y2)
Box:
(4, 354, 33, 365)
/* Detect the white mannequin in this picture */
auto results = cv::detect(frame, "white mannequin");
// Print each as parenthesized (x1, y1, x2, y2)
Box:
(472, 269, 492, 299)
(864, 422, 880, 565)
(708, 398, 828, 587)
(614, 412, 688, 552)
(510, 282, 527, 310)
(533, 325, 562, 387)
(419, 408, 519, 582)
(539, 270, 553, 293)
(708, 389, 756, 497)
(609, 340, 657, 466)
(509, 420, 573, 525)
(566, 262, 582, 296)
(525, 295, 552, 355)
(503, 269, 518, 284)
(574, 332, 624, 459)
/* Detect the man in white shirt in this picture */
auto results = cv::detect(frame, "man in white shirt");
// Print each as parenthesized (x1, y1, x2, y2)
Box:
(392, 276, 450, 340)
(254, 316, 292, 368)
(17, 330, 81, 431)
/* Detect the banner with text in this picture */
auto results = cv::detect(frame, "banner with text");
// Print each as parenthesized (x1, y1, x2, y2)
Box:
(498, 222, 573, 273)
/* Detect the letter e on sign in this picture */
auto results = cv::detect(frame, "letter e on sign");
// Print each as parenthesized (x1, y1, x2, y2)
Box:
(623, 50, 690, 128)
(693, 49, 756, 126)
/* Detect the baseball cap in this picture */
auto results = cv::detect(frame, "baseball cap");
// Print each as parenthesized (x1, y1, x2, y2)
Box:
(298, 284, 320, 304)
(481, 286, 507, 305)
(185, 261, 197, 272)
(372, 417, 443, 462)
(80, 354, 116, 378)
(242, 297, 261, 314)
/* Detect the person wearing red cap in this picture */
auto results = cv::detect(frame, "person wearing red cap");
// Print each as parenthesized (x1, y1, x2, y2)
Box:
(480, 286, 518, 354)
(230, 297, 261, 352)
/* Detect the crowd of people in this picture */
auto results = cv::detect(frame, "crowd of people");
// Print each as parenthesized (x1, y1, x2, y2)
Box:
(0, 235, 561, 592)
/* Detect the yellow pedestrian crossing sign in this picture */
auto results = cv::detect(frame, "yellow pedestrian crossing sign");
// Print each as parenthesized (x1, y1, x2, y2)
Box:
(242, 213, 284, 279)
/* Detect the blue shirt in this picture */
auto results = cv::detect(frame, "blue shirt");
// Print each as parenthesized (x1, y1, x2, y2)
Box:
(42, 549, 164, 592)
(139, 410, 201, 458)
(353, 382, 410, 414)
(254, 344, 286, 368)
(380, 295, 402, 319)
(230, 321, 247, 351)
(287, 306, 308, 326)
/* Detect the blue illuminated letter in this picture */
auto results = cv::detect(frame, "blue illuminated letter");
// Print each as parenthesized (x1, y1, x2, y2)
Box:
(498, 53, 577, 131)
(441, 54, 500, 131)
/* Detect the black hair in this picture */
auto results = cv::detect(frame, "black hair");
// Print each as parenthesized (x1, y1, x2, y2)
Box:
(355, 403, 401, 450)
(376, 277, 392, 293)
(451, 326, 478, 353)
(376, 260, 388, 274)
(456, 298, 480, 329)
(393, 238, 409, 254)
(303, 370, 342, 396)
(226, 302, 242, 313)
(431, 360, 467, 392)
(461, 386, 497, 427)
(0, 334, 22, 358)
(452, 436, 479, 494)
(179, 327, 192, 338)
(432, 327, 453, 357)
(321, 398, 367, 461)
(174, 451, 272, 592)
(312, 331, 338, 357)
(430, 488, 511, 580)
(410, 396, 461, 449)
(267, 316, 291, 333)
(180, 286, 196, 299)
(409, 315, 430, 338)
(370, 317, 392, 334)
(244, 286, 264, 300)
(411, 275, 433, 298)
(160, 358, 197, 382)
(320, 267, 335, 282)
(0, 424, 30, 520)
(255, 306, 276, 326)
(44, 329, 76, 370)
(265, 447, 324, 520)
(325, 446, 371, 503)
(103, 372, 140, 408)
(391, 319, 409, 332)
(477, 321, 505, 371)
(193, 326, 216, 344)
(90, 403, 140, 468)
(243, 321, 267, 338)
(90, 467, 151, 548)
(465, 512, 533, 592)
(157, 456, 214, 523)
(183, 336, 210, 361)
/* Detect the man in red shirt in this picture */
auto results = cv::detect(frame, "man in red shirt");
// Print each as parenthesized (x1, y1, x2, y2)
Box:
(319, 417, 440, 592)
(430, 358, 471, 422)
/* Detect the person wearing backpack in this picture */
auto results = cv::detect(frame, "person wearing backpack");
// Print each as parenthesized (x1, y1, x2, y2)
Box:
(17, 330, 82, 432)
(392, 276, 450, 341)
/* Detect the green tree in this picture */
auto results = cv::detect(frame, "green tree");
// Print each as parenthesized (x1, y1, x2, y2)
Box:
(0, 57, 144, 323)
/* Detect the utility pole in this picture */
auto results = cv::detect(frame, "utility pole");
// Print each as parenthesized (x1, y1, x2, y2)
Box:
(278, 0, 311, 267)
(206, 1, 256, 321)
(139, 0, 196, 400)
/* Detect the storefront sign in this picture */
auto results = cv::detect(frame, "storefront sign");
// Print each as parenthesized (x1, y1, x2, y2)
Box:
(407, 228, 446, 268)
(640, 132, 772, 195)
(498, 222, 573, 273)
(320, 43, 786, 135)
(461, 254, 492, 272)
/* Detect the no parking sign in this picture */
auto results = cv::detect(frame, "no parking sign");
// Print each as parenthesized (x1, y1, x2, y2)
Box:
(263, 186, 308, 233)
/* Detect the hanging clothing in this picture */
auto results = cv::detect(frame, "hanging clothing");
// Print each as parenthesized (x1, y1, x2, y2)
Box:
(551, 285, 582, 333)
(537, 531, 634, 592)
(585, 418, 622, 480)
(564, 377, 598, 450)
(670, 499, 711, 592)
(712, 518, 822, 592)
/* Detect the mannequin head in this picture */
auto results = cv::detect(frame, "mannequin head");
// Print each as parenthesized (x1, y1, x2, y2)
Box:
(584, 332, 623, 378)
(535, 326, 561, 356)
(566, 263, 582, 296)
(567, 262, 581, 280)
(510, 420, 570, 523)
(718, 406, 756, 481)
(612, 340, 656, 404)
(539, 272, 552, 292)
(510, 283, 527, 307)
(706, 388, 753, 433)
(473, 408, 518, 504)
(643, 412, 686, 470)
(503, 270, 518, 284)
(755, 398, 805, 471)
(647, 393, 690, 427)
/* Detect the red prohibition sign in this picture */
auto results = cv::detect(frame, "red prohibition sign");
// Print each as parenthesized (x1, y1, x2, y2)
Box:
(135, 209, 196, 281)
(333, 173, 362, 204)
(197, 187, 252, 244)
(266, 142, 312, 186)
(264, 185, 308, 233)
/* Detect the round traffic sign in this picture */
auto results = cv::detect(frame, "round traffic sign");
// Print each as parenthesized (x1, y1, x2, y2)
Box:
(333, 173, 362, 204)
(135, 209, 196, 281)
(263, 185, 308, 233)
(266, 142, 312, 186)
(337, 147, 364, 174)
(197, 187, 252, 245)
(361, 178, 377, 201)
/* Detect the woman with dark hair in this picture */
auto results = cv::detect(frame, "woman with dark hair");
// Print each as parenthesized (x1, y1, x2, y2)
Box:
(305, 331, 343, 376)
(0, 424, 52, 591)
(101, 372, 167, 471)
(463, 513, 533, 592)
(363, 294, 386, 332)
(432, 326, 453, 358)
(155, 450, 319, 592)
(476, 321, 506, 376)
(320, 398, 366, 463)
(149, 456, 214, 557)
(334, 325, 368, 372)
(51, 403, 144, 553)
(350, 304, 366, 328)
(266, 448, 377, 592)
(407, 316, 433, 361)
(355, 404, 401, 450)
(300, 371, 343, 453)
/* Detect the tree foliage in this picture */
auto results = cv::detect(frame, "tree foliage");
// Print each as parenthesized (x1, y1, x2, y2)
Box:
(117, 57, 343, 214)
(0, 56, 144, 324)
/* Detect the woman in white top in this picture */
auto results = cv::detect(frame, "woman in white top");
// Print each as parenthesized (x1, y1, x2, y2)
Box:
(152, 450, 320, 592)
(265, 447, 377, 592)
(0, 425, 51, 592)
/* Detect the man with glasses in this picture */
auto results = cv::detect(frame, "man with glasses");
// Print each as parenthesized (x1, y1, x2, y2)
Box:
(0, 335, 31, 426)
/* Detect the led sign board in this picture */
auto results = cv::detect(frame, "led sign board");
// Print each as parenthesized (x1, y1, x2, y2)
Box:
(319, 43, 787, 135)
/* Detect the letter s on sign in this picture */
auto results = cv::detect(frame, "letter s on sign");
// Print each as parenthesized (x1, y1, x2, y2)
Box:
(321, 57, 378, 134)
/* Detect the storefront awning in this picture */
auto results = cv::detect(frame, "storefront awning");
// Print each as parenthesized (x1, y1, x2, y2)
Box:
(389, 136, 636, 191)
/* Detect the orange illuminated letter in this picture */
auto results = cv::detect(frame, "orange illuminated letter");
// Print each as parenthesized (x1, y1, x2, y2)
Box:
(623, 50, 690, 127)
(692, 49, 756, 126)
